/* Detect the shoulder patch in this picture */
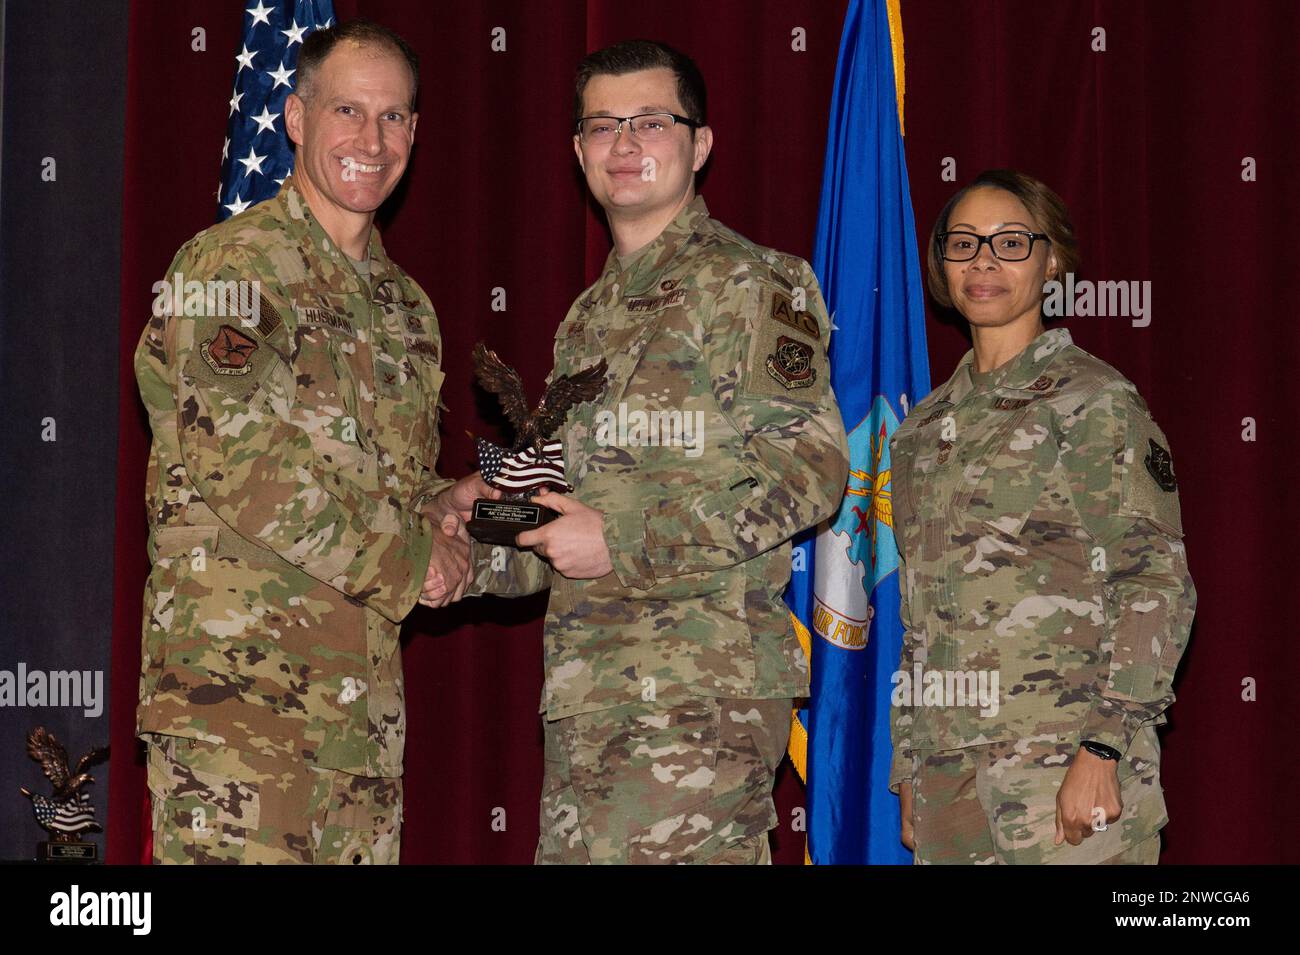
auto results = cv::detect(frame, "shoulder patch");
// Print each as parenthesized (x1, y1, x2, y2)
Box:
(184, 293, 287, 405)
(250, 293, 283, 339)
(765, 335, 817, 390)
(200, 324, 259, 375)
(770, 292, 821, 339)
(1117, 393, 1184, 536)
(1144, 438, 1178, 491)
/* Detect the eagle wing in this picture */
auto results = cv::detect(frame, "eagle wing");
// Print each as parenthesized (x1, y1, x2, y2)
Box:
(532, 359, 609, 440)
(74, 746, 109, 776)
(26, 727, 70, 790)
(472, 343, 531, 438)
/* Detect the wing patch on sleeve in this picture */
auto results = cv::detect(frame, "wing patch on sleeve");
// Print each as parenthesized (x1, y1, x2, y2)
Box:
(184, 293, 285, 403)
(743, 286, 828, 399)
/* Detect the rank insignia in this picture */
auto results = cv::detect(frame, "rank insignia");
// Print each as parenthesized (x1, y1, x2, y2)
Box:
(1144, 438, 1178, 491)
(765, 335, 816, 389)
(200, 324, 258, 376)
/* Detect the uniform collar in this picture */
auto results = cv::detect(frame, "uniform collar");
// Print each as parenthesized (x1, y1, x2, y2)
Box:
(597, 194, 711, 299)
(941, 327, 1074, 405)
(276, 174, 403, 297)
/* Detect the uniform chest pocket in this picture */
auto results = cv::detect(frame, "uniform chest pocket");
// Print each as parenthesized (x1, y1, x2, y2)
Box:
(373, 352, 407, 400)
(951, 402, 1058, 538)
(291, 326, 375, 482)
(601, 324, 661, 408)
(888, 429, 920, 547)
(408, 362, 444, 468)
(889, 409, 958, 540)
(550, 319, 593, 376)
(293, 327, 364, 428)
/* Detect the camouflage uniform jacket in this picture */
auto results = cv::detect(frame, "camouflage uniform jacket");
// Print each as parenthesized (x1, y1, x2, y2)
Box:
(469, 196, 850, 719)
(887, 328, 1196, 790)
(133, 176, 452, 777)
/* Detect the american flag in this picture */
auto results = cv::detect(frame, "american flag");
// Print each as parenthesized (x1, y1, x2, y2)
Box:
(477, 438, 571, 494)
(218, 0, 335, 221)
(32, 791, 99, 835)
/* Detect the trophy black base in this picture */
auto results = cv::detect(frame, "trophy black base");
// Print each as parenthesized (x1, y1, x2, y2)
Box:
(38, 841, 98, 863)
(467, 498, 556, 546)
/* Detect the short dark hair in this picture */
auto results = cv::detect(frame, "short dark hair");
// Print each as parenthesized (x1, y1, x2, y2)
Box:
(574, 39, 706, 131)
(296, 18, 419, 111)
(927, 169, 1081, 309)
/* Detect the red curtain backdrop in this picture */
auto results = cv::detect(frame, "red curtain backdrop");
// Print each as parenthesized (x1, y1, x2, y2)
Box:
(109, 0, 1297, 864)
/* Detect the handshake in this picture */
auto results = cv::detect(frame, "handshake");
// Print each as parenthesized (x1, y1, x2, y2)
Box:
(414, 471, 617, 610)
(415, 471, 500, 609)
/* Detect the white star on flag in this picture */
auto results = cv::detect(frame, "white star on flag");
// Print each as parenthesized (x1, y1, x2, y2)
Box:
(247, 2, 273, 29)
(237, 147, 268, 177)
(235, 44, 257, 72)
(224, 194, 252, 217)
(268, 61, 295, 90)
(250, 106, 280, 136)
(282, 20, 308, 46)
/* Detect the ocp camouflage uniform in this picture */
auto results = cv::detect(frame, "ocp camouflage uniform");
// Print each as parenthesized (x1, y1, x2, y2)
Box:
(888, 328, 1196, 864)
(133, 176, 451, 863)
(469, 196, 849, 863)
(145, 735, 401, 864)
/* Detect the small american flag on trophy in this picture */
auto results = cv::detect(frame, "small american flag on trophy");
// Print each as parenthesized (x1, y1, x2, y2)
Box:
(477, 437, 571, 494)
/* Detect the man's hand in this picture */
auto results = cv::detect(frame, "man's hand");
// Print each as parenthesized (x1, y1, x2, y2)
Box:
(1055, 746, 1123, 847)
(515, 490, 612, 579)
(427, 471, 501, 524)
(418, 513, 470, 608)
(898, 780, 916, 852)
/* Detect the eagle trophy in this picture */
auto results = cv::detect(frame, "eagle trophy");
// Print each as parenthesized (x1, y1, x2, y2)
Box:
(473, 342, 608, 462)
(466, 343, 608, 544)
(19, 726, 108, 843)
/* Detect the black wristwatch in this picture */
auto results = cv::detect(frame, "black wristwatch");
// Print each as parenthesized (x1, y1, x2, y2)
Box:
(1079, 740, 1121, 761)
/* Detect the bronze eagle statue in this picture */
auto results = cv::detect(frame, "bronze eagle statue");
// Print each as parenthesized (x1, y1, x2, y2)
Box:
(20, 727, 107, 799)
(19, 727, 109, 841)
(472, 342, 608, 459)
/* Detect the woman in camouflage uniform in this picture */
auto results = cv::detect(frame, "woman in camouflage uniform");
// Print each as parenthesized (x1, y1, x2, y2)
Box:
(887, 170, 1195, 864)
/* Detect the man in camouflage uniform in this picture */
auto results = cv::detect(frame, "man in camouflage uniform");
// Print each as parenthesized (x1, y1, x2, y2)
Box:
(133, 22, 483, 864)
(466, 41, 849, 864)
(889, 327, 1196, 864)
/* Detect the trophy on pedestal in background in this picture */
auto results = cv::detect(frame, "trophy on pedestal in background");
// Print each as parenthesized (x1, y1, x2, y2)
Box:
(468, 342, 607, 545)
(20, 726, 108, 863)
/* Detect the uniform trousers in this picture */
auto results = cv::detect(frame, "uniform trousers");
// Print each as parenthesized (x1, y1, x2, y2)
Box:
(535, 695, 793, 864)
(144, 732, 402, 864)
(909, 726, 1167, 864)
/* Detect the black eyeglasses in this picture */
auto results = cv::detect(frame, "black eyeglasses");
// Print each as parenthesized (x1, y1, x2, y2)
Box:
(938, 230, 1051, 262)
(575, 112, 699, 144)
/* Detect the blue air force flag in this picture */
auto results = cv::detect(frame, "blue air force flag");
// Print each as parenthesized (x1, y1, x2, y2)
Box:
(786, 0, 931, 865)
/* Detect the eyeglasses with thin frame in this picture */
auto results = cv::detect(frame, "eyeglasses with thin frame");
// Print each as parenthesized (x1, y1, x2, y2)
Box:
(938, 230, 1051, 262)
(576, 112, 699, 144)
